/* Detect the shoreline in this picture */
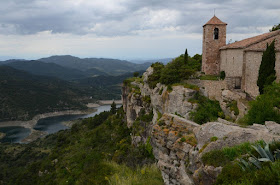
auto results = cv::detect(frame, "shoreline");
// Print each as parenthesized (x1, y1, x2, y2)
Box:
(0, 109, 97, 143)
(0, 100, 123, 143)
(0, 109, 96, 129)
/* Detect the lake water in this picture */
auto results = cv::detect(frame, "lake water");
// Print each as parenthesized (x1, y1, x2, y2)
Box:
(0, 127, 31, 143)
(0, 104, 121, 143)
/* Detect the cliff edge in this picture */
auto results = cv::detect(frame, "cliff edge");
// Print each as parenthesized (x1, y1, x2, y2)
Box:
(122, 66, 280, 185)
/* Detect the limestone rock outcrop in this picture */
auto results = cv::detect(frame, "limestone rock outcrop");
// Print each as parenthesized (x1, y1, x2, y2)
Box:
(122, 67, 280, 185)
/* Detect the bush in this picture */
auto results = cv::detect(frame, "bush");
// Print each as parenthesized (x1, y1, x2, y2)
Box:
(133, 72, 140, 77)
(147, 62, 164, 89)
(189, 93, 224, 124)
(147, 53, 202, 89)
(244, 82, 280, 125)
(202, 150, 229, 167)
(202, 142, 253, 167)
(160, 55, 194, 85)
(220, 71, 226, 80)
(216, 158, 280, 185)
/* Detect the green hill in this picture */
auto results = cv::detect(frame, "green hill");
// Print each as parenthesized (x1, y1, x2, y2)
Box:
(4, 60, 107, 80)
(0, 66, 86, 121)
(0, 107, 163, 184)
(39, 55, 151, 75)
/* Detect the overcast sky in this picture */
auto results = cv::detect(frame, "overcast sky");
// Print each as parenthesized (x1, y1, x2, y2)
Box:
(0, 0, 279, 60)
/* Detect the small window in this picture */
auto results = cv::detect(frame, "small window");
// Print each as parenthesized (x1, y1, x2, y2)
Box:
(214, 28, 219, 40)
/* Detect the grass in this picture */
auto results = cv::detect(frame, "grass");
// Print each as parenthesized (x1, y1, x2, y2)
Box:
(199, 75, 220, 81)
(226, 100, 239, 116)
(210, 136, 218, 142)
(172, 83, 200, 91)
(106, 161, 163, 185)
(182, 134, 197, 146)
(202, 142, 255, 167)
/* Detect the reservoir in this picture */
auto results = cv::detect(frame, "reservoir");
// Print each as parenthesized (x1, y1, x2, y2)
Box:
(0, 104, 121, 143)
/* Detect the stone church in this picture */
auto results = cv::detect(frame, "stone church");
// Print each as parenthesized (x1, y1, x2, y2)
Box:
(202, 16, 280, 97)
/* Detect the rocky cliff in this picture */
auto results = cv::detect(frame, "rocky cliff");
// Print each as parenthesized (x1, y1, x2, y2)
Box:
(122, 67, 280, 185)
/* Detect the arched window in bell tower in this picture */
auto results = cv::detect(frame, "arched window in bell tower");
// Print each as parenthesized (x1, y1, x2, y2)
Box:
(214, 28, 219, 40)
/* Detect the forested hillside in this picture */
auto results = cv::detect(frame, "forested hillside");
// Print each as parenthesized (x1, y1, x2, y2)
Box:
(0, 66, 86, 121)
(39, 55, 151, 75)
(0, 107, 163, 185)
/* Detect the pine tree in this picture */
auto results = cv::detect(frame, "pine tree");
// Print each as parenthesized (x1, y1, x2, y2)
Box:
(110, 101, 117, 114)
(184, 48, 189, 64)
(257, 40, 276, 94)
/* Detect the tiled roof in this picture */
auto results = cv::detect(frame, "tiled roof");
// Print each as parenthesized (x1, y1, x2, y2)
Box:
(245, 34, 280, 52)
(220, 30, 280, 50)
(203, 16, 227, 26)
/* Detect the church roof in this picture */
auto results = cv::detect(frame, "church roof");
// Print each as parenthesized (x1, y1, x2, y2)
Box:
(220, 30, 280, 50)
(203, 16, 227, 27)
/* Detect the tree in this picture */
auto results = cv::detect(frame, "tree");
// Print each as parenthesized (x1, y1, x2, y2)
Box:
(257, 40, 276, 94)
(184, 48, 189, 64)
(110, 101, 117, 114)
(270, 24, 280, 32)
(133, 72, 139, 77)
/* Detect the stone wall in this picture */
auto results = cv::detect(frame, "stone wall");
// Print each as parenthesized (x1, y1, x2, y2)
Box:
(243, 51, 280, 97)
(202, 24, 227, 75)
(200, 80, 227, 101)
(220, 49, 244, 77)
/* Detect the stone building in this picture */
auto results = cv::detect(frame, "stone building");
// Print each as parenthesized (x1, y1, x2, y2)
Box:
(202, 15, 280, 97)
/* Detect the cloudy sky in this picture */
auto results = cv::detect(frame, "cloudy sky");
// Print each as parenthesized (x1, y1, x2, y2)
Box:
(0, 0, 279, 60)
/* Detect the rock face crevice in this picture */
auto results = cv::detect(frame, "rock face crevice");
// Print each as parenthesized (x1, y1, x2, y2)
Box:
(122, 67, 280, 185)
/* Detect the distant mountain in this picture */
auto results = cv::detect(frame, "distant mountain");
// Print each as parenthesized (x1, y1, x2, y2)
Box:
(4, 60, 89, 80)
(0, 66, 86, 121)
(39, 55, 152, 75)
(75, 71, 145, 87)
(130, 58, 173, 64)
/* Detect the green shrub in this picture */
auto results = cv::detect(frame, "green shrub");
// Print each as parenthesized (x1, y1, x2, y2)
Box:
(159, 88, 163, 95)
(133, 72, 140, 77)
(226, 100, 239, 116)
(180, 137, 186, 143)
(189, 92, 224, 124)
(147, 62, 164, 89)
(220, 71, 226, 80)
(202, 142, 253, 167)
(202, 150, 229, 167)
(244, 82, 280, 125)
(159, 55, 194, 85)
(107, 161, 163, 185)
(147, 53, 202, 89)
(210, 136, 218, 142)
(167, 85, 173, 92)
(143, 96, 151, 104)
(158, 120, 165, 126)
(216, 158, 280, 185)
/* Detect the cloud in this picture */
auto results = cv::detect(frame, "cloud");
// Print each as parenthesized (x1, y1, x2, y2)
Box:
(0, 0, 279, 59)
(0, 0, 278, 36)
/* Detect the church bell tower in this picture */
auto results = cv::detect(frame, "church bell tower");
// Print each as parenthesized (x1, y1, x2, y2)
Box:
(202, 16, 227, 75)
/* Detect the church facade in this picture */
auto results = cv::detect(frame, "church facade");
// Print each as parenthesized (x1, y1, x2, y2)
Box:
(202, 16, 280, 97)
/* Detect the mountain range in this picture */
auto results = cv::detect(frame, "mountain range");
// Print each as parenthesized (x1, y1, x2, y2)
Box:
(0, 55, 150, 121)
(0, 66, 86, 121)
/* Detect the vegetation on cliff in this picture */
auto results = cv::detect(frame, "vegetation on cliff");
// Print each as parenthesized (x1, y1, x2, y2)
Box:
(243, 82, 280, 125)
(0, 106, 163, 184)
(189, 92, 224, 124)
(147, 53, 202, 89)
(202, 140, 280, 185)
